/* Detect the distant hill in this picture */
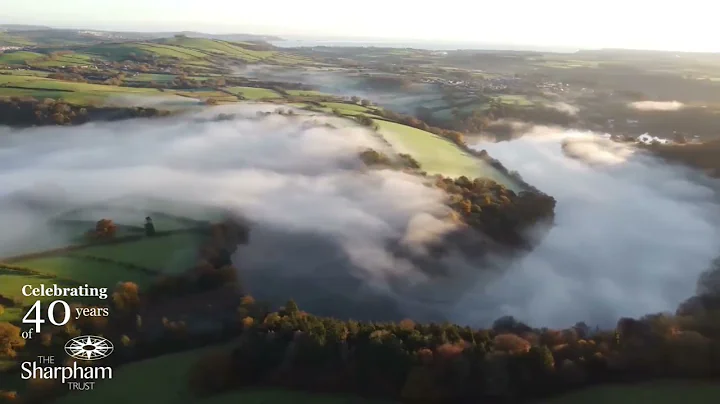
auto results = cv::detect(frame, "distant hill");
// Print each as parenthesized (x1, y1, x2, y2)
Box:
(162, 31, 282, 42)
(0, 24, 53, 31)
(0, 26, 282, 48)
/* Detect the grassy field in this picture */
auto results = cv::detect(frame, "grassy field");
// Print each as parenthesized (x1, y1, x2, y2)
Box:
(54, 343, 394, 404)
(83, 43, 150, 60)
(268, 54, 313, 65)
(0, 306, 24, 323)
(223, 86, 281, 100)
(140, 216, 202, 231)
(322, 102, 372, 113)
(375, 120, 518, 188)
(75, 233, 206, 273)
(30, 53, 98, 68)
(137, 43, 207, 60)
(303, 102, 380, 117)
(0, 269, 82, 309)
(0, 33, 36, 47)
(0, 51, 44, 65)
(158, 37, 277, 62)
(0, 73, 197, 105)
(0, 73, 41, 85)
(126, 73, 176, 82)
(0, 69, 50, 77)
(7, 78, 158, 93)
(0, 199, 218, 317)
(287, 89, 332, 97)
(10, 256, 155, 287)
(84, 43, 208, 61)
(541, 381, 720, 404)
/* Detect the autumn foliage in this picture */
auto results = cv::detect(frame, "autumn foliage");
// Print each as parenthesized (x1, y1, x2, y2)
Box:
(112, 282, 141, 313)
(0, 322, 25, 359)
(85, 218, 117, 240)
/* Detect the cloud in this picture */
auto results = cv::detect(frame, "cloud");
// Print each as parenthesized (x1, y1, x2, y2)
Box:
(0, 105, 470, 322)
(547, 101, 579, 115)
(629, 100, 685, 111)
(4, 108, 717, 329)
(561, 135, 635, 166)
(456, 127, 720, 328)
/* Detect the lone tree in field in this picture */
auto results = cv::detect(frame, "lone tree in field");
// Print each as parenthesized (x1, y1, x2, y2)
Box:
(144, 216, 156, 236)
(86, 219, 117, 240)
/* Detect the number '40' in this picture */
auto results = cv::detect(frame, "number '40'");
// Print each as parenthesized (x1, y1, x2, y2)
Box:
(22, 300, 71, 333)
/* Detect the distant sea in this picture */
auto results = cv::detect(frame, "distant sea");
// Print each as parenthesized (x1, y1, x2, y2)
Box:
(271, 38, 577, 53)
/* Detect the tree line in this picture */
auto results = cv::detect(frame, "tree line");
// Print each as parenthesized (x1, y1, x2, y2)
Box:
(0, 97, 170, 127)
(2, 222, 719, 403)
(359, 147, 555, 251)
(185, 273, 720, 403)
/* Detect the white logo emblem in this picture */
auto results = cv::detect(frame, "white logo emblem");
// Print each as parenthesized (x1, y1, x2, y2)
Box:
(64, 335, 114, 361)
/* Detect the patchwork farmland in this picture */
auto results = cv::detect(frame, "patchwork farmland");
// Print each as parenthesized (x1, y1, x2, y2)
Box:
(0, 202, 223, 324)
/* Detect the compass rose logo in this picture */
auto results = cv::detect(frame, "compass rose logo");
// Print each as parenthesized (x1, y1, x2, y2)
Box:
(64, 335, 114, 361)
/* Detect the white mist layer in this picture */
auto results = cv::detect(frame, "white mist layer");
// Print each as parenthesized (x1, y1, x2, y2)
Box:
(629, 100, 685, 111)
(0, 105, 467, 317)
(459, 128, 720, 328)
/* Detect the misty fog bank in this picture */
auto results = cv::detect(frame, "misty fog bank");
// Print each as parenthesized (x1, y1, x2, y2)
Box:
(0, 105, 503, 324)
(232, 65, 442, 114)
(629, 100, 685, 111)
(2, 107, 718, 328)
(463, 127, 720, 327)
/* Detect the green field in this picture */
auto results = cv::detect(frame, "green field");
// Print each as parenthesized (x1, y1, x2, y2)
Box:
(75, 233, 205, 273)
(83, 43, 150, 60)
(0, 69, 49, 77)
(30, 53, 98, 68)
(541, 381, 720, 404)
(137, 43, 207, 60)
(374, 120, 520, 188)
(7, 78, 158, 93)
(0, 73, 40, 85)
(0, 269, 82, 308)
(138, 216, 200, 231)
(302, 102, 380, 117)
(286, 89, 332, 97)
(0, 33, 35, 47)
(0, 201, 219, 326)
(126, 73, 176, 82)
(0, 306, 23, 323)
(84, 43, 209, 61)
(268, 54, 313, 65)
(223, 86, 281, 100)
(10, 256, 155, 287)
(0, 74, 189, 105)
(54, 343, 394, 404)
(322, 102, 373, 113)
(0, 51, 44, 65)
(159, 37, 276, 62)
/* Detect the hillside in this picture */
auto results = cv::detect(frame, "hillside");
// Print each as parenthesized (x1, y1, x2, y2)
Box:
(0, 27, 281, 47)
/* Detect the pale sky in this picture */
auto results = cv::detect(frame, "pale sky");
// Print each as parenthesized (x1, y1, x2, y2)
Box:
(0, 0, 716, 52)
